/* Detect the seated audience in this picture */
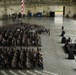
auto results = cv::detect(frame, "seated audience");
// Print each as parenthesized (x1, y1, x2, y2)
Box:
(0, 47, 43, 69)
(0, 23, 49, 46)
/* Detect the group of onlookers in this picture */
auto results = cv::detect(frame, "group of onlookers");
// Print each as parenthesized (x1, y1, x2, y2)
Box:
(3, 13, 25, 20)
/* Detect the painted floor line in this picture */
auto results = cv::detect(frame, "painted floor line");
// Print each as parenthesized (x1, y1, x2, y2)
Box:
(9, 70, 18, 75)
(26, 70, 36, 75)
(18, 70, 27, 75)
(35, 70, 48, 75)
(1, 70, 8, 75)
(43, 70, 59, 75)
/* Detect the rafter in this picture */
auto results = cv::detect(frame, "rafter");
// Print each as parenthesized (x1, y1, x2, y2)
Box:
(0, 0, 76, 6)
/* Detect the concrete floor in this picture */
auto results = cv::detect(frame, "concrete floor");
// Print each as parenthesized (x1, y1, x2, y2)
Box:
(0, 17, 76, 75)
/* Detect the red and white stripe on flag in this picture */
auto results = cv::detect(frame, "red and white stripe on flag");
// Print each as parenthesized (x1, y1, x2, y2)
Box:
(21, 0, 24, 15)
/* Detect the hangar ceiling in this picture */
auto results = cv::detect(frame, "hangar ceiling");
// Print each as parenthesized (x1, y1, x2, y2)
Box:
(0, 0, 76, 6)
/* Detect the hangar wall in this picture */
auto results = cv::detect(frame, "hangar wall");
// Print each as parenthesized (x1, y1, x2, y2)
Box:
(0, 5, 76, 17)
(0, 5, 55, 17)
(65, 6, 76, 17)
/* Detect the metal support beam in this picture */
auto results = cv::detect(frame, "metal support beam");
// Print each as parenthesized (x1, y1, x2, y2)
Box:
(0, 0, 75, 7)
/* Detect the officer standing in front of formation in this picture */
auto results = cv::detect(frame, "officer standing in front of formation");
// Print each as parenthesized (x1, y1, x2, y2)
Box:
(62, 26, 64, 31)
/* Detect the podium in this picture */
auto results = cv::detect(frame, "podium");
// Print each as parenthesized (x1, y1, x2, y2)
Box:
(68, 51, 74, 59)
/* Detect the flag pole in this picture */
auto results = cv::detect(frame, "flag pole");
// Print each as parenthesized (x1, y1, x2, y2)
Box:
(21, 0, 24, 23)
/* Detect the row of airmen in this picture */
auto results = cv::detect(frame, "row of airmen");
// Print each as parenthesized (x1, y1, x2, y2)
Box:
(0, 47, 43, 69)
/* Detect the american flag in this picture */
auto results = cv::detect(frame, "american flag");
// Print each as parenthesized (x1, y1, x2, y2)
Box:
(21, 0, 24, 16)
